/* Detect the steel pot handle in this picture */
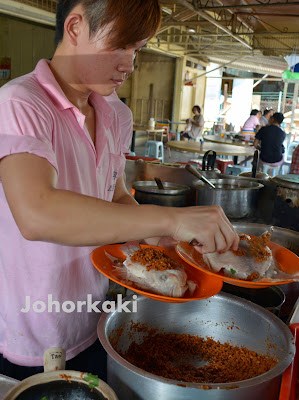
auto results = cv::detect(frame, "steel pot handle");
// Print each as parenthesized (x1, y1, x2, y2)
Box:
(252, 150, 259, 178)
(202, 150, 216, 171)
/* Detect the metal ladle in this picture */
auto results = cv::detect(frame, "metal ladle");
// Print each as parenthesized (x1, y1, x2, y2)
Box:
(185, 164, 216, 189)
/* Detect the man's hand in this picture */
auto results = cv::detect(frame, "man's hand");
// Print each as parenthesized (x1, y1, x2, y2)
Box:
(168, 205, 239, 254)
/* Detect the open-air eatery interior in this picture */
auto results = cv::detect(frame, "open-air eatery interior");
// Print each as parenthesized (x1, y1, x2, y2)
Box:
(0, 0, 299, 399)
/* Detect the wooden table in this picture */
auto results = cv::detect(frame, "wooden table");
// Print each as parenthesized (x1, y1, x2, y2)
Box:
(204, 135, 253, 147)
(167, 141, 255, 162)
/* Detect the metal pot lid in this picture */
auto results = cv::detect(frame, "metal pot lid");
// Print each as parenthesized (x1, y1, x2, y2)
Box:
(194, 178, 264, 190)
(271, 174, 299, 190)
(132, 181, 190, 195)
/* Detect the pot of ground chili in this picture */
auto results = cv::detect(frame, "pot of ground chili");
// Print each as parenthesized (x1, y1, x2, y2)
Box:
(98, 293, 295, 400)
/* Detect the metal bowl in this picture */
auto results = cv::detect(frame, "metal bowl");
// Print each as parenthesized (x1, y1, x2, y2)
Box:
(98, 293, 295, 400)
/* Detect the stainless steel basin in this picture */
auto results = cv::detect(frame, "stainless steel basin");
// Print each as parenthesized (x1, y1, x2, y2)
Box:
(98, 293, 295, 400)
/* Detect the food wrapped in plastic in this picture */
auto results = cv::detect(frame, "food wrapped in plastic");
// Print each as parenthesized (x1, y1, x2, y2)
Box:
(105, 241, 197, 297)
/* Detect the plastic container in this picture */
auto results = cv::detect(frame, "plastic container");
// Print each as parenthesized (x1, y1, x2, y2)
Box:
(148, 118, 155, 129)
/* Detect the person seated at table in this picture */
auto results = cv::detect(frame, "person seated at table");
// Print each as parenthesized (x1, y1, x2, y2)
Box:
(259, 109, 273, 127)
(253, 112, 286, 176)
(181, 105, 204, 141)
(241, 109, 262, 140)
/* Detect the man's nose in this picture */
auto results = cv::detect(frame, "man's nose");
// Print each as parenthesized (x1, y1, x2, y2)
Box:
(117, 52, 135, 75)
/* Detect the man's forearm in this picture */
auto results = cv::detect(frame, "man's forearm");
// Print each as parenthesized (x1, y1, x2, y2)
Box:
(25, 188, 172, 246)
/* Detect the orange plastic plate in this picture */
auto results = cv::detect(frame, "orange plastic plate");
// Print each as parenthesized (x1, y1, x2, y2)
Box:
(91, 244, 223, 303)
(175, 238, 299, 289)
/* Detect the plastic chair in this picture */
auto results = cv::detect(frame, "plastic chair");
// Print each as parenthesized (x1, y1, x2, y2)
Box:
(156, 122, 178, 156)
(144, 140, 164, 162)
(216, 159, 234, 174)
(259, 162, 282, 177)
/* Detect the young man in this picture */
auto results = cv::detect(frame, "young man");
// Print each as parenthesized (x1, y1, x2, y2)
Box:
(253, 112, 286, 166)
(0, 0, 239, 380)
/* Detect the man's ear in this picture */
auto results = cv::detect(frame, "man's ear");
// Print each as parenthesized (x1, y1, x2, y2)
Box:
(64, 13, 84, 46)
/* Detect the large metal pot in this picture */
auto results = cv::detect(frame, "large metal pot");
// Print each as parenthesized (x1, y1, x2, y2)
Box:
(194, 178, 264, 218)
(133, 181, 190, 207)
(98, 293, 295, 400)
(270, 174, 299, 231)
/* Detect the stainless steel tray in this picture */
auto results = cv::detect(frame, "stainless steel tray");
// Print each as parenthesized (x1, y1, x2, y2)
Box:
(0, 374, 19, 399)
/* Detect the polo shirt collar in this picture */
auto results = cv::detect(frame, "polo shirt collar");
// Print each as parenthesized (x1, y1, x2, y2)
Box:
(33, 59, 116, 129)
(34, 59, 75, 111)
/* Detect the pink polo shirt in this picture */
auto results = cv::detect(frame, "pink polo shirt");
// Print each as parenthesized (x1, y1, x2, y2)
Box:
(0, 60, 126, 366)
(242, 115, 260, 132)
(105, 91, 133, 154)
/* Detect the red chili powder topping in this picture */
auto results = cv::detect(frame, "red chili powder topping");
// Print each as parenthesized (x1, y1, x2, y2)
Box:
(131, 248, 180, 271)
(117, 330, 278, 383)
(232, 232, 272, 262)
(59, 374, 72, 382)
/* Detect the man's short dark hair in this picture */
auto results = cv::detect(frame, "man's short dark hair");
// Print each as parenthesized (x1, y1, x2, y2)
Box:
(263, 109, 271, 116)
(250, 109, 260, 116)
(272, 112, 284, 125)
(55, 0, 161, 48)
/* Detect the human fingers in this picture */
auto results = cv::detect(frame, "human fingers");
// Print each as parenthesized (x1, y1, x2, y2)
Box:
(194, 230, 226, 254)
(187, 206, 236, 253)
(219, 217, 240, 251)
(213, 206, 240, 251)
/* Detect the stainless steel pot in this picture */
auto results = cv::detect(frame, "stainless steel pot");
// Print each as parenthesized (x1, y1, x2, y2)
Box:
(239, 171, 269, 180)
(98, 293, 295, 400)
(133, 181, 190, 207)
(194, 178, 264, 218)
(270, 174, 299, 231)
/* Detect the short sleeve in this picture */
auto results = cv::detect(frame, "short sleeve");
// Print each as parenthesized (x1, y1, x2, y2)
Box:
(0, 100, 58, 173)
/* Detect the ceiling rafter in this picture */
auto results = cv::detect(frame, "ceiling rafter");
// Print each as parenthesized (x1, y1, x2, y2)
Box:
(174, 0, 253, 48)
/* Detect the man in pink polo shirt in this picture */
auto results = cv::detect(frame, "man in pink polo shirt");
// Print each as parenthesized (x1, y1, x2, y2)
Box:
(0, 0, 239, 381)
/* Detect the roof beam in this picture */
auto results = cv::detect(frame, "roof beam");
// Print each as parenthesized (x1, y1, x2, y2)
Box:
(175, 0, 253, 49)
(192, 1, 299, 10)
